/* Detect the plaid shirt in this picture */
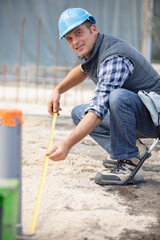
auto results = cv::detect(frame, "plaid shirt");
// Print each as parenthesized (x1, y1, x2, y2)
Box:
(84, 55, 134, 119)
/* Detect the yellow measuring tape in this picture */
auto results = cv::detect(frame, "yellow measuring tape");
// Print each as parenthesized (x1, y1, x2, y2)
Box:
(29, 112, 57, 235)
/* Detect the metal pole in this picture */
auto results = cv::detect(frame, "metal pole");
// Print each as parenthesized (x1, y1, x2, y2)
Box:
(0, 109, 23, 236)
(146, 0, 154, 62)
(53, 18, 60, 88)
(25, 70, 28, 103)
(3, 65, 7, 101)
(35, 18, 41, 104)
(43, 68, 47, 104)
(16, 18, 25, 102)
(141, 0, 153, 62)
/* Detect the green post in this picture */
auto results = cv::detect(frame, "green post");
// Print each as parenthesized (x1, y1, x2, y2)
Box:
(0, 179, 20, 240)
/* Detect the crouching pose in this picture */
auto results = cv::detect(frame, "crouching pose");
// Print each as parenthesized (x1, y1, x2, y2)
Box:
(47, 8, 160, 185)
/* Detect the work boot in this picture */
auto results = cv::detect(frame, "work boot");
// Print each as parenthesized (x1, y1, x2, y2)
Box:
(103, 139, 150, 168)
(95, 158, 144, 186)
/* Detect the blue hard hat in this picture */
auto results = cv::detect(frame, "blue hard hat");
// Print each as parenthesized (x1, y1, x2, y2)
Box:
(58, 8, 96, 39)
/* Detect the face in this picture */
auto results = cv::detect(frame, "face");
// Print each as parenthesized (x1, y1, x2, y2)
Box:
(65, 24, 98, 59)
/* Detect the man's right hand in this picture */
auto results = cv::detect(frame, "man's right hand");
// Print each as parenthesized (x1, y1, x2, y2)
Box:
(48, 88, 61, 115)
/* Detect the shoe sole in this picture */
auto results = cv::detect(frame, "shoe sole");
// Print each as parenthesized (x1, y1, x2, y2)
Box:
(94, 172, 144, 186)
(94, 177, 144, 186)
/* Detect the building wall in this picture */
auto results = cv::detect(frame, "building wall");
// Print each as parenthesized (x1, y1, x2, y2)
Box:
(0, 0, 146, 67)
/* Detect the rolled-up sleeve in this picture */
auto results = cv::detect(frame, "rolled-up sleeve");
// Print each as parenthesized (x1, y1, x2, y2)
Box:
(84, 55, 134, 119)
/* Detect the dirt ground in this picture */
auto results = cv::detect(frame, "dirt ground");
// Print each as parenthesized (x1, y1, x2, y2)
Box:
(21, 112, 160, 240)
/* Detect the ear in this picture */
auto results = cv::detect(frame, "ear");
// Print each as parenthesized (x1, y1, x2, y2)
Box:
(91, 24, 98, 35)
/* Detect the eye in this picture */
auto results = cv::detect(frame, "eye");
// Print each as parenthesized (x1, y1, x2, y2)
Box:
(66, 37, 72, 43)
(77, 31, 82, 36)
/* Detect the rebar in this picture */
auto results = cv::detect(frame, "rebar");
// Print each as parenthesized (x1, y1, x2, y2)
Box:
(35, 18, 41, 104)
(16, 18, 25, 102)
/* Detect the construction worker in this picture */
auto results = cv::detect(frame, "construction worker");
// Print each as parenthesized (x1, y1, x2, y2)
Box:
(47, 8, 160, 185)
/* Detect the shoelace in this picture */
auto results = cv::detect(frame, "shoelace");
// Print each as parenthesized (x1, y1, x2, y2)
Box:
(110, 160, 126, 173)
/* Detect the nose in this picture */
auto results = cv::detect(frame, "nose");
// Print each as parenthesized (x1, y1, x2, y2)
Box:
(72, 36, 79, 46)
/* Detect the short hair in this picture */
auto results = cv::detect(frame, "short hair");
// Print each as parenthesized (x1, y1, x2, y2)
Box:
(83, 20, 93, 30)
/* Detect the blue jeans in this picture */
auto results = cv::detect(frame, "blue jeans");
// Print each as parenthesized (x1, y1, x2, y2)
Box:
(71, 89, 157, 160)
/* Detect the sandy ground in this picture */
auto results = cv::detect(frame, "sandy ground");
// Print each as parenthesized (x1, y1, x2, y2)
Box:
(1, 65, 160, 240)
(17, 107, 160, 240)
(0, 96, 160, 240)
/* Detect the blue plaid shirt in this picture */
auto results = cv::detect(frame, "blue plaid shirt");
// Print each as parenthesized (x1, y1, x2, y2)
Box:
(84, 55, 134, 119)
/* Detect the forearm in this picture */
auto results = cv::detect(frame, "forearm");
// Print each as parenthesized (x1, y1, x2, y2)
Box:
(48, 65, 87, 114)
(64, 112, 102, 149)
(47, 111, 102, 161)
(56, 65, 87, 94)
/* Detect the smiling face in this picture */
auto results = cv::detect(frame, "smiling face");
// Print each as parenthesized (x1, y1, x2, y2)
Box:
(65, 22, 98, 59)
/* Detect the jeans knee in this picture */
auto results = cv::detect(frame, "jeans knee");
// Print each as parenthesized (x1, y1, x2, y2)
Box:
(71, 104, 89, 126)
(109, 89, 126, 110)
(109, 89, 138, 114)
(71, 105, 84, 126)
(71, 107, 79, 126)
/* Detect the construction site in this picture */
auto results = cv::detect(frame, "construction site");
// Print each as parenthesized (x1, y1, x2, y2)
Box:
(0, 0, 160, 240)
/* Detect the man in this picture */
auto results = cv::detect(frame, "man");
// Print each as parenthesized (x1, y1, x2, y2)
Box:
(47, 8, 160, 185)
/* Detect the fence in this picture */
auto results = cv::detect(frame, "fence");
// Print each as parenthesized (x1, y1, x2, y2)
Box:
(0, 14, 160, 109)
(0, 64, 95, 108)
(1, 63, 160, 109)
